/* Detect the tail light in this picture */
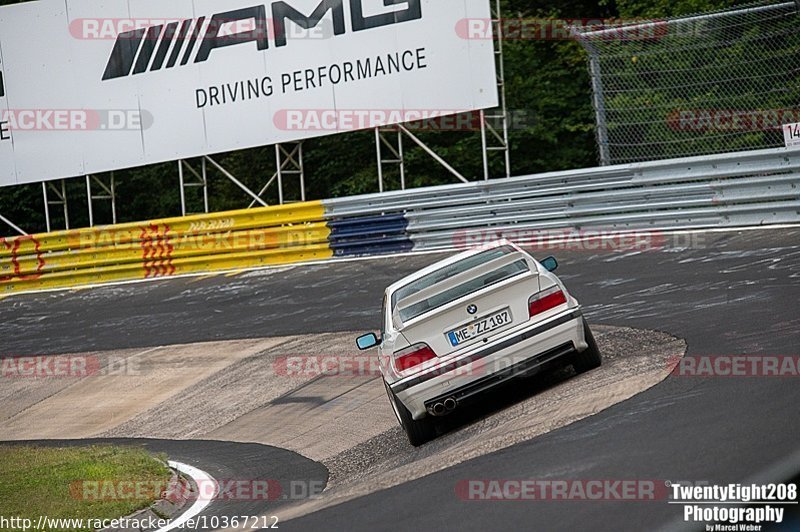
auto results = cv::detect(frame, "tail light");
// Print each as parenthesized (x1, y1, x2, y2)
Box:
(394, 343, 437, 373)
(528, 285, 567, 317)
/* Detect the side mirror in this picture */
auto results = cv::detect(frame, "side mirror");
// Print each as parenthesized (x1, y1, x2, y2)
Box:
(356, 333, 380, 350)
(540, 256, 559, 272)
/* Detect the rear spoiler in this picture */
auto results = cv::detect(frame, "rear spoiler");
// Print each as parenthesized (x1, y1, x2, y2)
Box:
(393, 251, 536, 326)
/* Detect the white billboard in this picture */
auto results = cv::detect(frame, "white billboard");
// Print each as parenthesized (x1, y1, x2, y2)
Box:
(0, 0, 497, 187)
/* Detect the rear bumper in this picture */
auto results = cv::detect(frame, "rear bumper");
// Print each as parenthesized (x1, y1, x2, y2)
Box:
(423, 341, 577, 415)
(390, 308, 586, 420)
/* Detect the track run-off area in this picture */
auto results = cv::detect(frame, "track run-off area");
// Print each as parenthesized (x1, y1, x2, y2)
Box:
(1, 226, 799, 531)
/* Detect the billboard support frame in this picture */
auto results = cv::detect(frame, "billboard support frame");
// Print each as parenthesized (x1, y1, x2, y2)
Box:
(204, 155, 268, 208)
(400, 125, 469, 183)
(480, 0, 511, 180)
(0, 0, 510, 232)
(179, 159, 210, 216)
(375, 124, 469, 193)
(42, 180, 69, 232)
(248, 168, 277, 209)
(374, 0, 509, 190)
(246, 142, 307, 208)
(86, 173, 117, 227)
(275, 142, 306, 205)
(0, 213, 26, 236)
(376, 127, 406, 193)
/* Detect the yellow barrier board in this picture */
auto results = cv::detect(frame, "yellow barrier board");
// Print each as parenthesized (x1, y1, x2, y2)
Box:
(0, 244, 334, 294)
(0, 201, 332, 294)
(0, 223, 331, 277)
(0, 201, 327, 258)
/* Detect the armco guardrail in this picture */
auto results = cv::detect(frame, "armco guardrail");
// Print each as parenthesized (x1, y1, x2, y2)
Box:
(1, 147, 799, 294)
(324, 146, 800, 251)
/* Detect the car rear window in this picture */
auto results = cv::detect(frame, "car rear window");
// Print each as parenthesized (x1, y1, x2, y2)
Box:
(392, 246, 529, 322)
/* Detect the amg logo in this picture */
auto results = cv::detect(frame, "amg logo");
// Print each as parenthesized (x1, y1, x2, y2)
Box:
(102, 0, 422, 81)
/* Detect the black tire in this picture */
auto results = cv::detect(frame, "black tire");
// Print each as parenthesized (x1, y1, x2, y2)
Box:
(384, 381, 437, 447)
(573, 318, 602, 374)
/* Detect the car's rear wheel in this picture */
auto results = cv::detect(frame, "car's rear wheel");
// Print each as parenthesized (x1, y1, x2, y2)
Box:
(384, 381, 437, 447)
(573, 318, 602, 374)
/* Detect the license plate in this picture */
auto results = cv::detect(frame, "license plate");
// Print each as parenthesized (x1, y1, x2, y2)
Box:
(447, 308, 511, 347)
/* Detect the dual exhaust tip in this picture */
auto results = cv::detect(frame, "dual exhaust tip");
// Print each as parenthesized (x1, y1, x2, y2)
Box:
(430, 397, 458, 416)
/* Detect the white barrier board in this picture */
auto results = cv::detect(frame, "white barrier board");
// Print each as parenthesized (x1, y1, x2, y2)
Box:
(0, 0, 497, 186)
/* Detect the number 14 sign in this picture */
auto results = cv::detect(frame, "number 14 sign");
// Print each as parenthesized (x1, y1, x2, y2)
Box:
(783, 123, 800, 148)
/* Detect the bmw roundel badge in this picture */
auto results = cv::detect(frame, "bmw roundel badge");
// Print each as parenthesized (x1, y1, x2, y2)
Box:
(467, 304, 478, 315)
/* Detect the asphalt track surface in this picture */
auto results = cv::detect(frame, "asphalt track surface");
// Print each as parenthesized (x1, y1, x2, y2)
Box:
(1, 227, 799, 531)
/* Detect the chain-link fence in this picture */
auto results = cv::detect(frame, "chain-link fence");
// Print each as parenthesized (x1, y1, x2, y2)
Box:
(573, 1, 800, 165)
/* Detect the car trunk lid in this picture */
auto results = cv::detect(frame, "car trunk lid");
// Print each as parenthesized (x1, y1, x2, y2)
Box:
(392, 247, 542, 358)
